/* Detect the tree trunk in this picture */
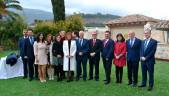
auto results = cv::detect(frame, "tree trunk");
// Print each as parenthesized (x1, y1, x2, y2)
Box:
(51, 0, 65, 22)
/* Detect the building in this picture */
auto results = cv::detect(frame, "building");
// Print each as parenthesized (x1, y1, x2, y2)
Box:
(105, 14, 163, 41)
(105, 14, 169, 60)
(153, 21, 169, 61)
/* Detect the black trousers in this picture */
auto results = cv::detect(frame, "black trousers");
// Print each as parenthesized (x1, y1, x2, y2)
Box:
(115, 66, 123, 83)
(22, 58, 28, 77)
(56, 64, 64, 79)
(102, 57, 112, 82)
(76, 56, 88, 80)
(89, 57, 100, 79)
(27, 59, 34, 79)
(127, 60, 139, 84)
(141, 62, 154, 88)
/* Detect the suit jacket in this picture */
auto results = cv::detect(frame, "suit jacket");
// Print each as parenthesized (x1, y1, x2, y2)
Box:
(140, 38, 157, 65)
(24, 37, 35, 60)
(18, 37, 26, 58)
(101, 39, 114, 60)
(76, 38, 89, 56)
(126, 38, 141, 62)
(89, 39, 102, 59)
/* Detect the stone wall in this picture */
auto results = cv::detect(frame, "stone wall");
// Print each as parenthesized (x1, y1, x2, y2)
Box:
(155, 44, 169, 60)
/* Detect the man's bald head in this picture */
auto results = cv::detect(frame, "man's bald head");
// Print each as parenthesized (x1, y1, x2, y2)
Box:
(79, 31, 84, 39)
(128, 30, 135, 39)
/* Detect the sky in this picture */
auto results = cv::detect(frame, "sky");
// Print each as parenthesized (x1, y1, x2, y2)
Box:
(19, 0, 169, 19)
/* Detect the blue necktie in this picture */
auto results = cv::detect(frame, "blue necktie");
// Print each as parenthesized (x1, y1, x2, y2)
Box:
(30, 37, 33, 45)
(79, 39, 82, 46)
(144, 39, 148, 51)
(130, 38, 133, 47)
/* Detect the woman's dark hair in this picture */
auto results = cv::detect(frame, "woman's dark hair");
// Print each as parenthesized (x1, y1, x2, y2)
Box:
(54, 34, 61, 42)
(116, 33, 125, 42)
(36, 33, 45, 43)
(73, 31, 79, 37)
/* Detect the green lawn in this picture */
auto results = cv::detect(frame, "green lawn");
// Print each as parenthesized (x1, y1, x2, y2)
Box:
(0, 51, 169, 96)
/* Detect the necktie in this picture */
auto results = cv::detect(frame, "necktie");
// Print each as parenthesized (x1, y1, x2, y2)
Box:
(130, 38, 133, 47)
(104, 39, 107, 47)
(30, 37, 34, 45)
(144, 39, 148, 51)
(79, 39, 82, 46)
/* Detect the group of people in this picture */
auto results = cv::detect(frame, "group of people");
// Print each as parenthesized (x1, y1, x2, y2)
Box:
(18, 27, 157, 91)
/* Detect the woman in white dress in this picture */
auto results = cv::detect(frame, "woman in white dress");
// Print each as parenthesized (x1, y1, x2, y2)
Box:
(63, 32, 77, 82)
(34, 33, 48, 83)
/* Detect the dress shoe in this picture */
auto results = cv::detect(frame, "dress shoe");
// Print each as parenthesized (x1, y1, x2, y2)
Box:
(148, 87, 153, 91)
(138, 85, 146, 88)
(23, 76, 27, 79)
(128, 83, 132, 85)
(95, 78, 99, 81)
(67, 80, 71, 82)
(103, 79, 107, 81)
(132, 84, 137, 87)
(76, 77, 80, 81)
(119, 80, 122, 83)
(29, 78, 33, 81)
(88, 78, 93, 80)
(104, 81, 110, 85)
(35, 77, 39, 80)
(83, 78, 86, 81)
(116, 81, 119, 83)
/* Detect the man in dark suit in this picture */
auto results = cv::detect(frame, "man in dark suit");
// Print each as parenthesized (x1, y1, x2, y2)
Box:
(126, 31, 141, 87)
(24, 29, 35, 81)
(88, 32, 102, 81)
(18, 29, 28, 79)
(139, 29, 157, 91)
(102, 31, 114, 85)
(76, 31, 89, 81)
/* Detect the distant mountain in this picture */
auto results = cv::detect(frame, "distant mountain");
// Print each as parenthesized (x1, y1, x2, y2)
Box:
(19, 8, 53, 24)
(81, 13, 120, 27)
(18, 8, 121, 26)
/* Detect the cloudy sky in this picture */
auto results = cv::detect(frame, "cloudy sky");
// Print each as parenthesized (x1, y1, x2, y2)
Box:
(19, 0, 169, 19)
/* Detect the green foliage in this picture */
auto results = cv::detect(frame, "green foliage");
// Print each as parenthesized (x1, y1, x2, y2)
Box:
(51, 0, 65, 22)
(0, 0, 22, 20)
(34, 14, 84, 35)
(66, 14, 84, 32)
(0, 18, 27, 50)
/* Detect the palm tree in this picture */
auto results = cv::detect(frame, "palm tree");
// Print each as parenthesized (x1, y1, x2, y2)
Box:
(0, 0, 22, 20)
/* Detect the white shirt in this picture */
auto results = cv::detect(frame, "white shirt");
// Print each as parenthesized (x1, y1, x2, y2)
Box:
(130, 37, 136, 46)
(144, 37, 151, 48)
(79, 38, 83, 46)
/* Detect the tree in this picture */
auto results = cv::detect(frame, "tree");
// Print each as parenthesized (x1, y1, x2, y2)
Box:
(0, 18, 27, 49)
(51, 0, 65, 22)
(0, 0, 22, 20)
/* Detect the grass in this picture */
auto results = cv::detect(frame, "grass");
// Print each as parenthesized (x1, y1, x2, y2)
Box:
(0, 50, 17, 57)
(0, 51, 169, 96)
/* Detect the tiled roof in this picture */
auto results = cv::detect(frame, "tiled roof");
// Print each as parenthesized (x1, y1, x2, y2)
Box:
(154, 21, 169, 30)
(106, 14, 159, 25)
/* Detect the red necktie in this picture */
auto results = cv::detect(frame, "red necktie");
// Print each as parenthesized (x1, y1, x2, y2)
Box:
(104, 40, 107, 47)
